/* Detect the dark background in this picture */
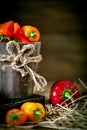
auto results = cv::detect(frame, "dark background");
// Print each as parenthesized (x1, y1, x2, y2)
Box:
(0, 0, 87, 82)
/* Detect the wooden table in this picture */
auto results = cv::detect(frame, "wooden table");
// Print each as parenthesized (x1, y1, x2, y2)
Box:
(0, 126, 53, 130)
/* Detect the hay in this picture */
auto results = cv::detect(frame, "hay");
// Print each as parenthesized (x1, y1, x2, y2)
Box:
(40, 95, 87, 130)
(38, 78, 87, 130)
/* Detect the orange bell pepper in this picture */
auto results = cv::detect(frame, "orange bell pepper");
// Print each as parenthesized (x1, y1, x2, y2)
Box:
(21, 102, 45, 121)
(20, 25, 40, 42)
(5, 108, 27, 126)
(0, 20, 14, 37)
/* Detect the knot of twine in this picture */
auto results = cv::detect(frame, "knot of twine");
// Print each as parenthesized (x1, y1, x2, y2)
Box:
(0, 41, 47, 91)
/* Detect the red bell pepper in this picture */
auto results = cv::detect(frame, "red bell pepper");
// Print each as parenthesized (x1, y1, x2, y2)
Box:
(0, 20, 14, 37)
(20, 25, 40, 42)
(50, 80, 80, 106)
(13, 33, 29, 43)
(13, 22, 21, 35)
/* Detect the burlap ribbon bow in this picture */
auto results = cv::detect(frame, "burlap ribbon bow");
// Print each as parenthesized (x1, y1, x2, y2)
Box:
(0, 41, 47, 91)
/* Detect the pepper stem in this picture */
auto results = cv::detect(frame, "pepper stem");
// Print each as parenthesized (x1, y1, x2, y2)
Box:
(10, 113, 18, 122)
(29, 31, 36, 38)
(62, 89, 74, 102)
(34, 108, 42, 117)
(9, 111, 24, 122)
(0, 34, 10, 42)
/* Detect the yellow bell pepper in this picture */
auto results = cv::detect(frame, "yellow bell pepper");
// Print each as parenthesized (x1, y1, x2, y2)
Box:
(21, 102, 45, 121)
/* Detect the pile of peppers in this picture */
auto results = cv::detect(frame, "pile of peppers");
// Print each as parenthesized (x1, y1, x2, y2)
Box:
(0, 20, 40, 43)
(5, 102, 46, 126)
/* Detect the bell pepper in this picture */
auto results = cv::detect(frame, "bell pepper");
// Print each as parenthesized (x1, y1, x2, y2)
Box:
(13, 33, 30, 43)
(21, 102, 45, 121)
(0, 21, 21, 42)
(50, 80, 80, 106)
(5, 108, 27, 126)
(20, 25, 40, 42)
(13, 22, 21, 35)
(0, 20, 14, 37)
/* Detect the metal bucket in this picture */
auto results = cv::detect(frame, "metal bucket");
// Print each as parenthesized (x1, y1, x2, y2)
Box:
(0, 41, 41, 99)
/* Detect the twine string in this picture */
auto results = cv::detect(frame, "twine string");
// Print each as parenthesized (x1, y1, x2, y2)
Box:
(0, 40, 47, 91)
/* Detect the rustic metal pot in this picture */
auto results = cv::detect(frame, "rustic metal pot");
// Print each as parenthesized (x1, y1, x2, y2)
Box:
(0, 41, 41, 99)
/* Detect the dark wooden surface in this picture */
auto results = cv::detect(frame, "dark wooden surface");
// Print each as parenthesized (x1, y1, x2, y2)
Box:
(0, 126, 53, 130)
